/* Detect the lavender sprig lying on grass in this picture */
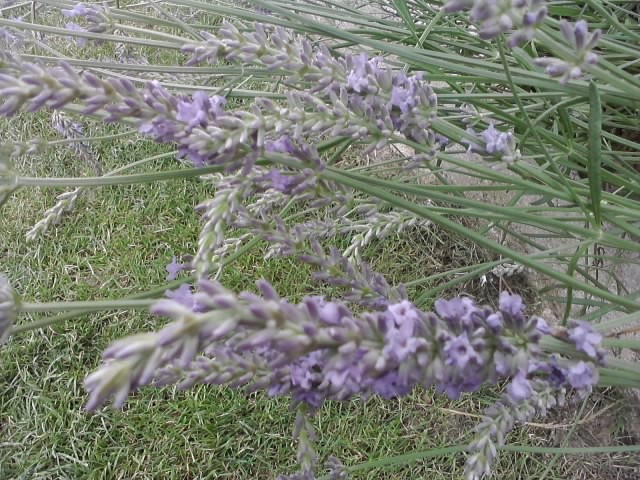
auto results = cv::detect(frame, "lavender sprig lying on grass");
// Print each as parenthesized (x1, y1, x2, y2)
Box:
(85, 280, 604, 479)
(0, 40, 437, 168)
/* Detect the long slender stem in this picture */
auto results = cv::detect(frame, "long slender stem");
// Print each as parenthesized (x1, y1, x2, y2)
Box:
(16, 165, 225, 187)
(18, 299, 157, 313)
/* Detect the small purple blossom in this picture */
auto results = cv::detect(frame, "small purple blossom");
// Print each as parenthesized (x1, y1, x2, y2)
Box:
(265, 135, 295, 154)
(534, 317, 552, 335)
(166, 256, 184, 281)
(176, 92, 226, 129)
(443, 0, 548, 45)
(165, 284, 200, 311)
(60, 2, 114, 36)
(568, 320, 603, 359)
(64, 23, 88, 48)
(62, 3, 92, 17)
(464, 122, 521, 163)
(346, 53, 381, 94)
(264, 169, 295, 192)
(498, 290, 524, 319)
(443, 332, 481, 369)
(535, 20, 601, 83)
(566, 361, 598, 390)
(434, 296, 478, 329)
(382, 300, 423, 362)
(506, 371, 533, 401)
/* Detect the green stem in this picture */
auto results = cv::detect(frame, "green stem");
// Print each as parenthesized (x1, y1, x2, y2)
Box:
(0, 18, 181, 49)
(16, 165, 225, 187)
(17, 299, 157, 314)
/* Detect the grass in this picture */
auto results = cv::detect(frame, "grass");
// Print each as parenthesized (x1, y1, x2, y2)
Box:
(0, 4, 638, 479)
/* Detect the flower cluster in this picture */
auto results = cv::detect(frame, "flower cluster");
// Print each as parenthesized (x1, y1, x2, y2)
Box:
(442, 3, 602, 83)
(62, 2, 115, 47)
(464, 122, 521, 163)
(84, 281, 603, 478)
(443, 0, 548, 46)
(26, 188, 83, 242)
(52, 111, 101, 175)
(182, 22, 439, 157)
(0, 39, 437, 170)
(535, 20, 601, 84)
(568, 319, 606, 362)
(466, 378, 561, 479)
(0, 274, 17, 345)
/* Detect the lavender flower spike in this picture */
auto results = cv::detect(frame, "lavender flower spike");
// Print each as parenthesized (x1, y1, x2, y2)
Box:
(62, 2, 114, 36)
(443, 0, 548, 46)
(535, 20, 601, 84)
(0, 274, 17, 345)
(85, 283, 604, 478)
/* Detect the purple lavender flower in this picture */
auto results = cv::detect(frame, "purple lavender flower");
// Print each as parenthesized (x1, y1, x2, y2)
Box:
(443, 0, 547, 45)
(182, 24, 438, 161)
(346, 53, 380, 93)
(263, 169, 296, 192)
(498, 290, 524, 320)
(464, 122, 521, 163)
(84, 282, 604, 479)
(176, 92, 226, 129)
(372, 370, 411, 399)
(508, 5, 548, 47)
(506, 371, 533, 401)
(443, 332, 481, 369)
(535, 20, 601, 83)
(566, 361, 598, 390)
(164, 284, 200, 311)
(85, 285, 560, 411)
(481, 122, 520, 162)
(381, 300, 424, 362)
(166, 256, 184, 281)
(534, 317, 551, 335)
(61, 2, 114, 36)
(434, 296, 478, 329)
(568, 320, 603, 359)
(289, 351, 326, 408)
(265, 135, 295, 154)
(62, 3, 92, 17)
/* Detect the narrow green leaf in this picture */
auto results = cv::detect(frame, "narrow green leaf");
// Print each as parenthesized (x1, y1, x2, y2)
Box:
(594, 309, 640, 333)
(391, 0, 416, 37)
(561, 242, 593, 326)
(587, 81, 603, 229)
(602, 338, 640, 351)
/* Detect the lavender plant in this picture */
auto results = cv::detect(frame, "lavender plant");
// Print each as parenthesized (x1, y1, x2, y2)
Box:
(1, 0, 640, 479)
